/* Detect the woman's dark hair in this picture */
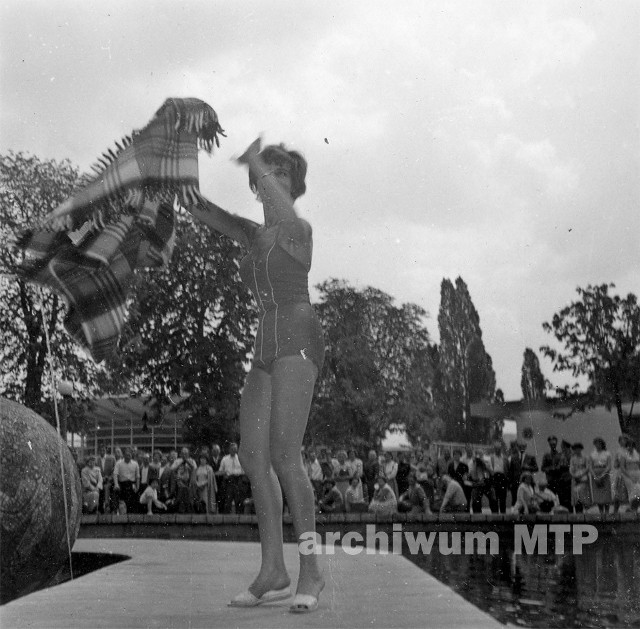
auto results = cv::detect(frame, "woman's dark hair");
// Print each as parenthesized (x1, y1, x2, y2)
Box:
(249, 144, 308, 200)
(593, 437, 606, 450)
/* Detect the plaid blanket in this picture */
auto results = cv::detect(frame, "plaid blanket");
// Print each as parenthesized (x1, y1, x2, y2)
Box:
(14, 98, 224, 361)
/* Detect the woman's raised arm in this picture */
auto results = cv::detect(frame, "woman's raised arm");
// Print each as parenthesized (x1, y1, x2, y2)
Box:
(186, 198, 256, 249)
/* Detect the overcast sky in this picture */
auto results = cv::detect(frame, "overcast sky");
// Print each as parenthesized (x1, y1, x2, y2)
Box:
(2, 1, 639, 400)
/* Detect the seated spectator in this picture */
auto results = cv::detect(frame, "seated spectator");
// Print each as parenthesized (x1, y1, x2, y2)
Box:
(398, 474, 431, 514)
(139, 478, 167, 515)
(368, 473, 397, 515)
(318, 479, 345, 513)
(345, 476, 368, 512)
(439, 474, 468, 514)
(512, 472, 538, 514)
(81, 455, 103, 514)
(534, 478, 568, 514)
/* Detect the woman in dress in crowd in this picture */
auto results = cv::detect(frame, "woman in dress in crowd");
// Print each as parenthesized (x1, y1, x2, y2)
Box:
(588, 437, 612, 513)
(81, 455, 103, 514)
(619, 438, 640, 511)
(569, 443, 591, 513)
(368, 472, 398, 515)
(512, 472, 538, 514)
(192, 454, 217, 514)
(188, 137, 324, 613)
(382, 451, 399, 498)
(333, 450, 352, 499)
(344, 476, 367, 512)
(612, 434, 630, 513)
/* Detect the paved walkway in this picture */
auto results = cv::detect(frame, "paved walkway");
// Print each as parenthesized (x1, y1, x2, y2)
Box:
(1, 539, 502, 629)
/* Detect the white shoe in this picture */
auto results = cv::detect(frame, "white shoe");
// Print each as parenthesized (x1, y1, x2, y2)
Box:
(289, 593, 319, 613)
(228, 586, 291, 607)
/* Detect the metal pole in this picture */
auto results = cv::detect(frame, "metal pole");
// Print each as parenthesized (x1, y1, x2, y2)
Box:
(130, 416, 133, 447)
(111, 417, 114, 453)
(94, 415, 98, 455)
(174, 411, 177, 450)
(151, 426, 155, 454)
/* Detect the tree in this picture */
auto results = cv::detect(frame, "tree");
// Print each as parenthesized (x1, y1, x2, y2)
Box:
(541, 283, 640, 433)
(521, 348, 548, 401)
(309, 279, 438, 449)
(0, 152, 106, 425)
(106, 211, 256, 449)
(436, 277, 496, 441)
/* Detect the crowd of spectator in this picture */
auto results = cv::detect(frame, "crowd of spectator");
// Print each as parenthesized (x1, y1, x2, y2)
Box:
(79, 442, 250, 515)
(78, 434, 640, 517)
(303, 435, 640, 516)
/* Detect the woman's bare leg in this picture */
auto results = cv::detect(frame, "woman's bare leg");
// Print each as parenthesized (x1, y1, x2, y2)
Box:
(237, 367, 290, 597)
(269, 356, 324, 598)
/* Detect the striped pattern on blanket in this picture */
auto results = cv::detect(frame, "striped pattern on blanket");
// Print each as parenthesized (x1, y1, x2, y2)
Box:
(14, 98, 224, 361)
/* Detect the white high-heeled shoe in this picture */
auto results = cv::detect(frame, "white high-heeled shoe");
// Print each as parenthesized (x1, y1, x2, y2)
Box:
(228, 586, 291, 608)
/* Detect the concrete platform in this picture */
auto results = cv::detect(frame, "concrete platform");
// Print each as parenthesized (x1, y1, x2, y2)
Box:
(1, 539, 502, 629)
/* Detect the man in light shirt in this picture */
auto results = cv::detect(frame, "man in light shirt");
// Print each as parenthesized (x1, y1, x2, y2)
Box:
(439, 474, 468, 513)
(113, 447, 140, 514)
(220, 443, 245, 513)
(305, 449, 324, 496)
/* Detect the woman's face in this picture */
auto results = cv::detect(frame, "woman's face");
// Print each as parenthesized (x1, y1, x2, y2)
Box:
(261, 161, 293, 198)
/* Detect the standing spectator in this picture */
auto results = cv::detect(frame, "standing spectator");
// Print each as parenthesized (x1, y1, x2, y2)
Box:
(172, 447, 196, 470)
(368, 473, 397, 515)
(220, 443, 245, 513)
(347, 449, 363, 479)
(139, 453, 152, 502)
(588, 437, 612, 513)
(172, 456, 195, 513)
(317, 479, 344, 513)
(447, 449, 468, 487)
(412, 450, 432, 497)
(382, 451, 398, 498)
(113, 448, 140, 514)
(541, 436, 563, 496)
(396, 452, 412, 497)
(333, 451, 352, 498)
(158, 456, 173, 503)
(149, 450, 163, 483)
(439, 475, 468, 513)
(569, 443, 591, 513)
(362, 450, 379, 503)
(619, 438, 640, 510)
(612, 434, 630, 513)
(469, 451, 497, 513)
(98, 445, 115, 514)
(210, 444, 224, 513)
(557, 440, 573, 510)
(139, 478, 167, 515)
(488, 441, 509, 513)
(192, 454, 217, 514)
(319, 449, 335, 481)
(81, 455, 103, 514)
(305, 449, 324, 497)
(398, 474, 430, 514)
(507, 442, 538, 506)
(436, 449, 451, 478)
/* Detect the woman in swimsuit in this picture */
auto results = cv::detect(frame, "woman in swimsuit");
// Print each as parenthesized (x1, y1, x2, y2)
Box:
(188, 137, 324, 613)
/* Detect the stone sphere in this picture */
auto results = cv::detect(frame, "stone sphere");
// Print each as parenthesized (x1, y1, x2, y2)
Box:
(0, 397, 82, 602)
